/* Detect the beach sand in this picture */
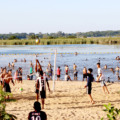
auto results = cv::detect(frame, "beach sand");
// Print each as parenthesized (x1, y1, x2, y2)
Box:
(6, 80, 120, 120)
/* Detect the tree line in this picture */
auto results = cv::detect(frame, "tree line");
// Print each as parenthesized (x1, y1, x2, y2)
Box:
(0, 30, 120, 40)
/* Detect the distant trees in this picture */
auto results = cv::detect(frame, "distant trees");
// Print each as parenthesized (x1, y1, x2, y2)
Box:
(0, 30, 120, 40)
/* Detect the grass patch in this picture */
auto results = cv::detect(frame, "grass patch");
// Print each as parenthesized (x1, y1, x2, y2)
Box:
(0, 37, 120, 45)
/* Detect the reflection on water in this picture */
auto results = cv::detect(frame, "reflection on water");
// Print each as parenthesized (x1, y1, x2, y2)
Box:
(0, 44, 120, 81)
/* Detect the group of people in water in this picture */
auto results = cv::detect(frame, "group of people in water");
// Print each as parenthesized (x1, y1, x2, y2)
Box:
(0, 55, 120, 120)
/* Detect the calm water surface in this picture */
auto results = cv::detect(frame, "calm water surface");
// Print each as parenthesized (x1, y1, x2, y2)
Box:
(0, 44, 120, 81)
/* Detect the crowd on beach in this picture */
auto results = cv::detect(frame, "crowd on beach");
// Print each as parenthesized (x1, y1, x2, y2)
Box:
(0, 55, 120, 120)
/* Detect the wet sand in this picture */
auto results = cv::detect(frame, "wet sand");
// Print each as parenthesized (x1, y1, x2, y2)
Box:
(6, 80, 120, 120)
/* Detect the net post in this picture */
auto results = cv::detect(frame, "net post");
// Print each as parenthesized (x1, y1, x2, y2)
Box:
(53, 49, 57, 91)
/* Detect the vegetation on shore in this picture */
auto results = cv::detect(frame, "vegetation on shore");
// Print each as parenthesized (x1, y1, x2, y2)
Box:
(0, 37, 120, 45)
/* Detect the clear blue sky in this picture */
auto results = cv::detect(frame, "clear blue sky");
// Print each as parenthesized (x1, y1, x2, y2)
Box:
(0, 0, 120, 33)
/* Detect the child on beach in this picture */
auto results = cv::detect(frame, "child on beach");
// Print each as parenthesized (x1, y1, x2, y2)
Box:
(97, 63, 109, 94)
(84, 68, 95, 104)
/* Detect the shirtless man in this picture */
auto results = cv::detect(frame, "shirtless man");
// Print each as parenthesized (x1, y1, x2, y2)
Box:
(1, 68, 7, 86)
(83, 67, 87, 81)
(73, 63, 77, 70)
(3, 70, 15, 99)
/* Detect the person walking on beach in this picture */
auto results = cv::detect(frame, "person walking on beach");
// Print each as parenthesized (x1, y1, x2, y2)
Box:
(57, 66, 61, 81)
(28, 101, 47, 120)
(83, 67, 87, 81)
(97, 63, 109, 94)
(84, 68, 95, 104)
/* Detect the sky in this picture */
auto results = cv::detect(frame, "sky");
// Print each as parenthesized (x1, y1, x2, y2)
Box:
(0, 0, 120, 33)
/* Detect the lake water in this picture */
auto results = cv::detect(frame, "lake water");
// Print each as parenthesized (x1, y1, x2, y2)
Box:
(0, 44, 120, 81)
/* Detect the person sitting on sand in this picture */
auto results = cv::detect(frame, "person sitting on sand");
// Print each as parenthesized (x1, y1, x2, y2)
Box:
(97, 63, 109, 94)
(84, 68, 95, 104)
(3, 70, 15, 99)
(27, 75, 30, 80)
(83, 67, 87, 81)
(28, 101, 47, 120)
(36, 71, 50, 109)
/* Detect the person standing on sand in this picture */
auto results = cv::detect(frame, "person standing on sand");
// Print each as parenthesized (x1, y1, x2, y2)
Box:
(35, 59, 43, 101)
(36, 70, 50, 109)
(57, 66, 61, 81)
(28, 101, 47, 120)
(30, 62, 33, 80)
(3, 70, 15, 99)
(97, 63, 109, 94)
(83, 67, 87, 81)
(84, 68, 95, 104)
(18, 67, 23, 83)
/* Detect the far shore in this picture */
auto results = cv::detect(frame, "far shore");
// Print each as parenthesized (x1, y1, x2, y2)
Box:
(0, 37, 120, 45)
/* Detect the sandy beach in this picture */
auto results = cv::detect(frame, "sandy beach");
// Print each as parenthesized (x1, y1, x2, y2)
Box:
(5, 80, 120, 120)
